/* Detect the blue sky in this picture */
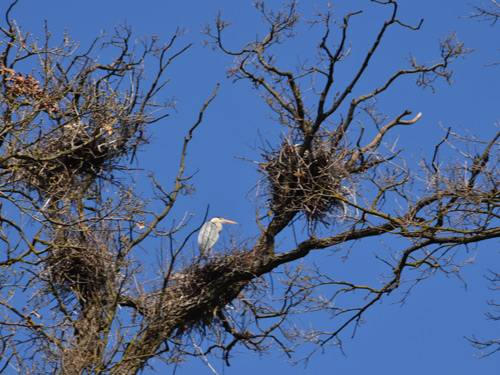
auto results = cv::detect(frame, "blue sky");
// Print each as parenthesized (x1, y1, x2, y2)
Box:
(12, 0, 500, 374)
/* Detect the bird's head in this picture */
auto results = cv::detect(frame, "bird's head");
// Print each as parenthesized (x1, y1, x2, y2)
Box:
(210, 217, 237, 225)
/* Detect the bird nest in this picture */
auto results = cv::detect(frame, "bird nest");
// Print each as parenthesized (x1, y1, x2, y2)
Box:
(260, 139, 347, 225)
(44, 230, 115, 301)
(168, 251, 256, 333)
(14, 119, 143, 200)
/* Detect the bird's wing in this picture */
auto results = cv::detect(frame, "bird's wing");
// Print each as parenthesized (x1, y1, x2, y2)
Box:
(198, 222, 219, 253)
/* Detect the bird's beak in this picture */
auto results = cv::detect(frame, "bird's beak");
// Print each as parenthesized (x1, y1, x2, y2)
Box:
(221, 218, 237, 224)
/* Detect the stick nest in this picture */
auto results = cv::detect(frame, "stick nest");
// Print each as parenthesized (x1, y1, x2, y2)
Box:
(45, 230, 115, 302)
(261, 139, 347, 224)
(14, 119, 144, 199)
(167, 251, 256, 333)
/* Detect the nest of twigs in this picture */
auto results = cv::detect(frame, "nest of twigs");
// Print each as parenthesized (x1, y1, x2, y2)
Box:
(45, 230, 115, 302)
(261, 138, 347, 225)
(16, 118, 144, 200)
(168, 251, 256, 333)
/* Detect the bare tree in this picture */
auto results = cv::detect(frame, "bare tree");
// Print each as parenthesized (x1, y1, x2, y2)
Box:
(463, 0, 500, 357)
(0, 0, 499, 374)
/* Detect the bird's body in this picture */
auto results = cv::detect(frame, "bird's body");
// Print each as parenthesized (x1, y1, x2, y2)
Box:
(198, 217, 236, 257)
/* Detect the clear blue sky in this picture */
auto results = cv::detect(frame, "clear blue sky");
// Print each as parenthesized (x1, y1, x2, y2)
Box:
(14, 0, 500, 374)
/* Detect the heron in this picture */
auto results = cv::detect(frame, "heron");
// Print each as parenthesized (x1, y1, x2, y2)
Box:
(198, 217, 237, 258)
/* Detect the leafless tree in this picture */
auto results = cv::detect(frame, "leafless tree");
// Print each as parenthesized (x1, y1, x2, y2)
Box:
(0, 0, 499, 374)
(463, 0, 500, 356)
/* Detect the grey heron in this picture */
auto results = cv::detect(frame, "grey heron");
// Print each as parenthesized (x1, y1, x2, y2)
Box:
(198, 217, 237, 258)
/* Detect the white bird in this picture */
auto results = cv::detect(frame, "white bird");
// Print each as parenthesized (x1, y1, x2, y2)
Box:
(198, 217, 237, 258)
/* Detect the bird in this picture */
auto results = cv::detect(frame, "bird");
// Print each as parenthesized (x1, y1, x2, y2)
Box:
(197, 217, 237, 258)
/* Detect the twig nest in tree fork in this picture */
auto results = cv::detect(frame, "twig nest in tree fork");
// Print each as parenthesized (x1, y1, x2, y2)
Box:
(13, 117, 144, 200)
(45, 231, 114, 301)
(261, 138, 347, 225)
(168, 251, 255, 335)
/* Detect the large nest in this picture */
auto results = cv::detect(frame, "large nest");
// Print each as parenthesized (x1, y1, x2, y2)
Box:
(14, 118, 144, 200)
(261, 138, 347, 225)
(167, 251, 256, 333)
(45, 229, 115, 303)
